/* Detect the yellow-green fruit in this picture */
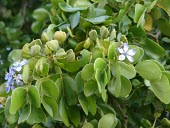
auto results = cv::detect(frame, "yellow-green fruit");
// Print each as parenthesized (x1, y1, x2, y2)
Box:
(46, 40, 59, 52)
(41, 32, 50, 43)
(45, 45, 52, 55)
(100, 26, 109, 39)
(89, 30, 98, 41)
(54, 31, 66, 44)
(30, 45, 41, 56)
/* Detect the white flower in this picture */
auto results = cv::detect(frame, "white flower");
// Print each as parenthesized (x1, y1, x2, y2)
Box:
(118, 43, 136, 62)
(13, 59, 28, 72)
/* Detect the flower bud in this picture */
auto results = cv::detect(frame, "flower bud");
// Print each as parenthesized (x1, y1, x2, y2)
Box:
(109, 29, 116, 41)
(89, 30, 98, 41)
(41, 32, 50, 43)
(30, 45, 41, 56)
(29, 39, 42, 47)
(100, 26, 109, 39)
(54, 31, 66, 44)
(21, 44, 32, 58)
(46, 40, 59, 52)
(83, 37, 93, 49)
(45, 45, 52, 55)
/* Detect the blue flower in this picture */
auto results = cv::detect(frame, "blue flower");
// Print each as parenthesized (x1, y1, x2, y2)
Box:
(118, 43, 136, 62)
(5, 79, 15, 93)
(0, 104, 3, 108)
(13, 59, 28, 72)
(14, 74, 23, 85)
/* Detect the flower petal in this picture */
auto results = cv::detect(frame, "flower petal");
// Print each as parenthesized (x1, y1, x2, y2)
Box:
(16, 66, 22, 72)
(126, 55, 134, 62)
(118, 54, 125, 61)
(6, 86, 11, 93)
(118, 48, 124, 54)
(123, 43, 129, 52)
(21, 59, 28, 66)
(127, 49, 136, 56)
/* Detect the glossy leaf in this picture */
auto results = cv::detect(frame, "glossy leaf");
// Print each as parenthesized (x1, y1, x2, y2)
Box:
(94, 58, 107, 71)
(42, 79, 59, 100)
(22, 64, 30, 83)
(84, 80, 98, 97)
(18, 104, 31, 124)
(59, 3, 88, 12)
(4, 98, 18, 124)
(63, 76, 77, 106)
(10, 87, 27, 115)
(75, 72, 84, 94)
(85, 16, 110, 24)
(120, 75, 132, 97)
(68, 106, 80, 127)
(136, 60, 162, 81)
(98, 113, 117, 128)
(150, 75, 170, 104)
(32, 8, 49, 21)
(157, 18, 170, 37)
(26, 106, 46, 125)
(118, 61, 136, 79)
(28, 85, 40, 108)
(42, 96, 58, 118)
(69, 11, 80, 29)
(78, 93, 88, 115)
(87, 96, 97, 116)
(81, 63, 94, 81)
(8, 50, 21, 63)
(82, 122, 94, 128)
(59, 96, 69, 127)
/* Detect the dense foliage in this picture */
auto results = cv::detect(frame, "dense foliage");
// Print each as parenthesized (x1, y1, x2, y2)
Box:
(1, 0, 170, 127)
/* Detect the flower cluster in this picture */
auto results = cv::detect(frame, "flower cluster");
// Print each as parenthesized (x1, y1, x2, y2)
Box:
(5, 59, 28, 93)
(118, 43, 136, 62)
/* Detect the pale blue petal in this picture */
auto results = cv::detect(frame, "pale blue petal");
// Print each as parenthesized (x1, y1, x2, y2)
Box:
(123, 43, 129, 52)
(118, 55, 125, 61)
(16, 66, 22, 72)
(126, 55, 134, 62)
(127, 49, 136, 56)
(21, 59, 28, 66)
(118, 48, 124, 54)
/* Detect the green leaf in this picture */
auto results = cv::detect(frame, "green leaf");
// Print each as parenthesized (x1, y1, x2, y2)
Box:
(85, 16, 110, 24)
(28, 86, 40, 108)
(140, 38, 166, 59)
(108, 43, 116, 59)
(69, 11, 80, 29)
(134, 4, 146, 27)
(68, 106, 80, 127)
(157, 18, 170, 37)
(150, 75, 170, 104)
(98, 113, 117, 128)
(158, 0, 170, 16)
(0, 83, 10, 97)
(31, 21, 43, 34)
(87, 96, 97, 116)
(57, 49, 91, 72)
(26, 106, 46, 125)
(59, 3, 88, 12)
(94, 58, 107, 71)
(18, 104, 31, 124)
(4, 98, 18, 124)
(42, 80, 59, 100)
(59, 96, 69, 127)
(75, 72, 84, 94)
(152, 60, 165, 71)
(81, 63, 94, 81)
(32, 8, 49, 21)
(42, 96, 58, 118)
(63, 76, 77, 106)
(10, 87, 27, 115)
(118, 61, 136, 79)
(32, 124, 42, 128)
(82, 122, 94, 128)
(84, 80, 98, 97)
(78, 93, 88, 115)
(8, 50, 21, 63)
(22, 64, 30, 83)
(120, 75, 132, 97)
(136, 60, 162, 81)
